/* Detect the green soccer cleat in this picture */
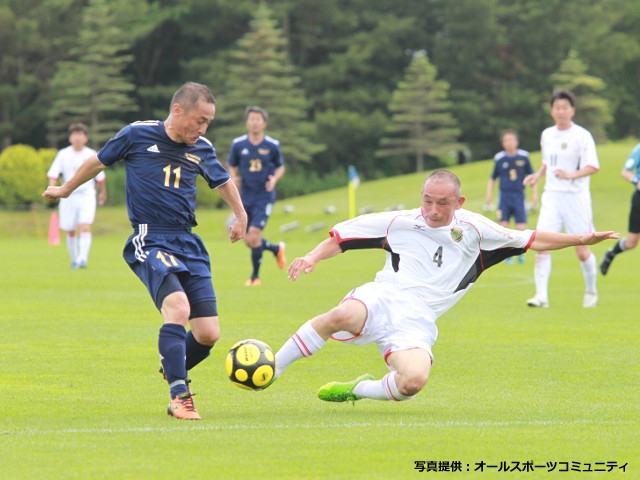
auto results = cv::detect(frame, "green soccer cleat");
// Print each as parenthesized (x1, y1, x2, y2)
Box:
(317, 374, 375, 403)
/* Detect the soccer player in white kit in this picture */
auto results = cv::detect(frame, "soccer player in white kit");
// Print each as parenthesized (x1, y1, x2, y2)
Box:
(523, 89, 600, 308)
(47, 123, 107, 268)
(273, 170, 617, 403)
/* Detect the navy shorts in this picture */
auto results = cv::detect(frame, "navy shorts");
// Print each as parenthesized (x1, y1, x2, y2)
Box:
(123, 225, 216, 310)
(629, 190, 640, 234)
(244, 199, 273, 230)
(497, 192, 527, 224)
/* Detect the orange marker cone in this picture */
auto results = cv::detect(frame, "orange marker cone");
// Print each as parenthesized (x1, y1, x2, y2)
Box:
(48, 211, 60, 245)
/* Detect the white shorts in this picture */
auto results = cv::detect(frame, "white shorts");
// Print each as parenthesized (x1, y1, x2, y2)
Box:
(58, 192, 97, 231)
(536, 190, 594, 234)
(330, 282, 437, 365)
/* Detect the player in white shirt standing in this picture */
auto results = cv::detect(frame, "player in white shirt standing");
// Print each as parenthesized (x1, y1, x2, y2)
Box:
(47, 123, 107, 268)
(523, 89, 600, 308)
(271, 170, 617, 404)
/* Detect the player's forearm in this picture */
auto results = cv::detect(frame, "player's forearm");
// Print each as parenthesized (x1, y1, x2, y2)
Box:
(218, 180, 247, 220)
(530, 230, 618, 251)
(570, 165, 598, 179)
(273, 165, 285, 183)
(305, 237, 343, 264)
(61, 156, 106, 196)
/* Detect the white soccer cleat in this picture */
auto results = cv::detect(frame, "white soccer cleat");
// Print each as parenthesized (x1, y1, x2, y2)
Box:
(526, 296, 549, 308)
(582, 292, 598, 308)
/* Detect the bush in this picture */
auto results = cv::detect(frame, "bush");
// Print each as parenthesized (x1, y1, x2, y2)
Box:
(0, 144, 49, 208)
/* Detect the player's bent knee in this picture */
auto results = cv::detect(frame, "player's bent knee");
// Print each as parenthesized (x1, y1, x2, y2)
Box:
(398, 373, 429, 397)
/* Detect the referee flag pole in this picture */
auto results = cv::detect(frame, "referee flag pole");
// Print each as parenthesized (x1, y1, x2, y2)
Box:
(348, 165, 360, 219)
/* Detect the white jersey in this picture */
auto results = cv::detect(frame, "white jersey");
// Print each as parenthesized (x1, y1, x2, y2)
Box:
(47, 145, 105, 196)
(330, 208, 535, 322)
(540, 123, 599, 194)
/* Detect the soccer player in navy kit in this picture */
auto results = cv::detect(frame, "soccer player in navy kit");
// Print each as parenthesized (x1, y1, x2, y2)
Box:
(43, 82, 248, 420)
(484, 129, 537, 264)
(227, 106, 286, 286)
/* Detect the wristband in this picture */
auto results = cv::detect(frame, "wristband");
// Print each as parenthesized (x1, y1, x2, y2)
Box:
(631, 175, 639, 185)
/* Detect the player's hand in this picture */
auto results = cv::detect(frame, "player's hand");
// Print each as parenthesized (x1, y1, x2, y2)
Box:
(265, 175, 276, 193)
(523, 173, 537, 186)
(228, 214, 247, 243)
(287, 256, 316, 281)
(583, 231, 620, 245)
(554, 169, 572, 180)
(42, 185, 68, 200)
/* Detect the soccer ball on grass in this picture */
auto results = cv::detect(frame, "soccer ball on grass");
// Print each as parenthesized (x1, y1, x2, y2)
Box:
(226, 339, 276, 390)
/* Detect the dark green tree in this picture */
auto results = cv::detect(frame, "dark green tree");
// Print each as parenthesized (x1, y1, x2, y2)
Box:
(377, 51, 462, 172)
(212, 3, 324, 171)
(47, 0, 140, 147)
(550, 49, 612, 142)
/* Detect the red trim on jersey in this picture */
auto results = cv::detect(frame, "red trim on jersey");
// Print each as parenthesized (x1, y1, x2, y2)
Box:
(525, 231, 537, 250)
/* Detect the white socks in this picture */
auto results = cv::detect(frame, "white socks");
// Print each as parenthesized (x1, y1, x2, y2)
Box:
(274, 321, 325, 377)
(78, 232, 92, 263)
(580, 252, 597, 294)
(534, 253, 551, 301)
(66, 234, 77, 262)
(353, 372, 414, 401)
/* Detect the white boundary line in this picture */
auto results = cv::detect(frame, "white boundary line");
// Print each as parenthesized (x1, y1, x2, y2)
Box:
(9, 419, 638, 436)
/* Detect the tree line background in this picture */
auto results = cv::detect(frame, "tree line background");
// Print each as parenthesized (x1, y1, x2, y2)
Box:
(1, 0, 639, 205)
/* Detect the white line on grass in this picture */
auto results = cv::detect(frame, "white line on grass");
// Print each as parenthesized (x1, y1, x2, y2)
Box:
(8, 419, 637, 436)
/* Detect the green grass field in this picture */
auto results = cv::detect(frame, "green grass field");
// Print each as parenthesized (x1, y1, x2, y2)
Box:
(1, 140, 638, 479)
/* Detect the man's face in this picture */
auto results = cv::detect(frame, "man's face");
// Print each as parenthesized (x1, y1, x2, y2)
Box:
(173, 99, 216, 145)
(550, 98, 575, 129)
(69, 130, 88, 150)
(502, 133, 518, 153)
(246, 112, 267, 135)
(420, 179, 465, 228)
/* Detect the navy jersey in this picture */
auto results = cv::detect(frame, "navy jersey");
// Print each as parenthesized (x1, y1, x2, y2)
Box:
(98, 121, 231, 227)
(490, 149, 534, 194)
(227, 134, 283, 203)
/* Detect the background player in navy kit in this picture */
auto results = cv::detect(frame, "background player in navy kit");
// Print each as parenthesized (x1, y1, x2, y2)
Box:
(599, 142, 640, 275)
(43, 82, 247, 420)
(484, 129, 538, 264)
(227, 106, 286, 286)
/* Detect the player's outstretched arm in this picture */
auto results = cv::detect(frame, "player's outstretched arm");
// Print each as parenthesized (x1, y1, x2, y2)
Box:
(42, 155, 105, 200)
(287, 236, 343, 281)
(530, 230, 619, 251)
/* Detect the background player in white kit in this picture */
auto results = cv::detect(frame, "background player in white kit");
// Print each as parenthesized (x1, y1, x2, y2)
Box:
(523, 89, 600, 308)
(272, 170, 617, 404)
(47, 123, 107, 268)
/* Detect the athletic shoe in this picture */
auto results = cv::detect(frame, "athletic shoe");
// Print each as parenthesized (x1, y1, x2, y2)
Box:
(167, 392, 201, 420)
(582, 292, 598, 308)
(70, 261, 80, 269)
(599, 250, 615, 275)
(505, 257, 513, 265)
(517, 255, 525, 264)
(78, 260, 87, 268)
(317, 374, 375, 403)
(277, 242, 287, 269)
(526, 296, 549, 308)
(244, 278, 261, 286)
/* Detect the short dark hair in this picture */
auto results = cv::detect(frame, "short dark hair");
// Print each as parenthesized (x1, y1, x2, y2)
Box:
(501, 128, 519, 141)
(68, 122, 88, 135)
(550, 89, 575, 108)
(171, 82, 216, 111)
(245, 106, 268, 122)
